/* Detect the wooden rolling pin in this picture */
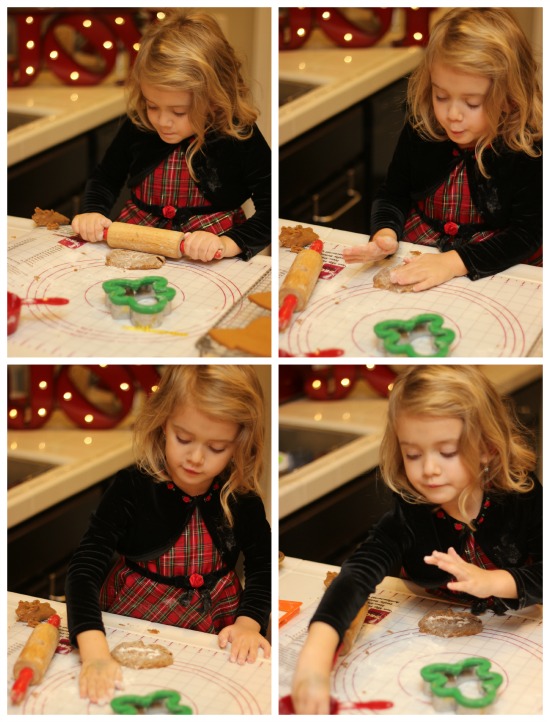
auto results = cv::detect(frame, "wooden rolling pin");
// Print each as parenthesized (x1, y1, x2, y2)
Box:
(279, 240, 324, 331)
(11, 614, 61, 704)
(102, 222, 223, 259)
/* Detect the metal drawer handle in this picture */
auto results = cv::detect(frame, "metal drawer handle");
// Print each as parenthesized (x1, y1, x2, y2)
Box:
(312, 169, 362, 223)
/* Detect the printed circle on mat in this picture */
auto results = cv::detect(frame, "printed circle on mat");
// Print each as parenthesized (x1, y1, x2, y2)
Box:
(333, 630, 541, 715)
(282, 281, 531, 357)
(12, 257, 254, 357)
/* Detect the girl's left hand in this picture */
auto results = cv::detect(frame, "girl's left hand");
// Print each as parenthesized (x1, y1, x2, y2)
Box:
(390, 250, 467, 291)
(424, 547, 493, 598)
(182, 231, 240, 261)
(218, 616, 271, 664)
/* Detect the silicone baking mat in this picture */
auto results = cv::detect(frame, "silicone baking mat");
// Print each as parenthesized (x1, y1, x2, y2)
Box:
(278, 236, 542, 358)
(8, 225, 270, 357)
(279, 581, 542, 715)
(8, 610, 271, 715)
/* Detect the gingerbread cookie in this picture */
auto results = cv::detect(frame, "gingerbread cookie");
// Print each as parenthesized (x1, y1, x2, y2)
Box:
(15, 599, 57, 627)
(248, 291, 272, 310)
(208, 316, 271, 357)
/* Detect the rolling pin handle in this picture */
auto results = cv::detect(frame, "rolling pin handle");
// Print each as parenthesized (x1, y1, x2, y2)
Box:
(11, 667, 34, 705)
(47, 614, 61, 628)
(310, 239, 324, 253)
(279, 294, 298, 332)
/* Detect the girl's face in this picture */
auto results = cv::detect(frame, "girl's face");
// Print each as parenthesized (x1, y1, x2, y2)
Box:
(141, 81, 195, 144)
(430, 62, 491, 148)
(395, 413, 481, 520)
(164, 403, 239, 496)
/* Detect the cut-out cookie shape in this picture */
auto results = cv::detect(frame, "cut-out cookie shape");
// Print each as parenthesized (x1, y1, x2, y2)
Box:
(373, 313, 455, 357)
(102, 276, 176, 328)
(111, 690, 192, 715)
(420, 657, 503, 713)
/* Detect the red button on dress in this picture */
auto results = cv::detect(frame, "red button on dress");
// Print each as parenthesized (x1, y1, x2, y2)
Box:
(189, 573, 204, 588)
(444, 221, 459, 236)
(162, 205, 176, 219)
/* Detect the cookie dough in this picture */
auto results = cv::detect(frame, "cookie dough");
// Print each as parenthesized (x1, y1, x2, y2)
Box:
(111, 640, 174, 669)
(106, 249, 165, 270)
(418, 609, 483, 638)
(32, 207, 70, 230)
(15, 599, 57, 627)
(372, 264, 416, 293)
(279, 225, 320, 248)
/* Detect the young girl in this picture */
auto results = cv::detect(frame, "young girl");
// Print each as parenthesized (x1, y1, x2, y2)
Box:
(72, 11, 271, 261)
(292, 365, 541, 714)
(344, 8, 542, 290)
(65, 365, 271, 704)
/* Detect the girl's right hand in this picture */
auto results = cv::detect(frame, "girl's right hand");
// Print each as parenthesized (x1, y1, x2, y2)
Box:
(79, 656, 123, 704)
(291, 621, 339, 714)
(72, 213, 112, 242)
(342, 228, 398, 263)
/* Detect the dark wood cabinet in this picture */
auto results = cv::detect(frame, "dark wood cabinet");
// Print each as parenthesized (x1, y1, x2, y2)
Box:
(279, 77, 407, 234)
(8, 478, 113, 600)
(8, 116, 129, 221)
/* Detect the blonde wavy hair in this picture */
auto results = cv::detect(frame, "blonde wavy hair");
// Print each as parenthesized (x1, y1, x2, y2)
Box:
(407, 8, 542, 177)
(380, 365, 536, 526)
(133, 365, 265, 526)
(126, 10, 258, 179)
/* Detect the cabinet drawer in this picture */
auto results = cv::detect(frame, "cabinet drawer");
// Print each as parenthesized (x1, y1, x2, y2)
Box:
(8, 136, 89, 218)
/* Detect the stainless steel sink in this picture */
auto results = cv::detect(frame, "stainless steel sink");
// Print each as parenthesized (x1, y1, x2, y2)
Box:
(8, 458, 59, 489)
(279, 79, 320, 106)
(280, 425, 360, 475)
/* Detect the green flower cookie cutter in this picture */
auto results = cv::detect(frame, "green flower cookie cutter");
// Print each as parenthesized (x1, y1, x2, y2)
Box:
(373, 313, 455, 357)
(421, 656, 503, 710)
(103, 276, 176, 328)
(110, 690, 193, 715)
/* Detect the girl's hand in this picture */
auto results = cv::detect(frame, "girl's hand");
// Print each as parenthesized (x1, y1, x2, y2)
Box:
(424, 547, 518, 599)
(79, 656, 123, 704)
(389, 250, 467, 291)
(342, 229, 398, 263)
(182, 231, 240, 261)
(291, 622, 338, 715)
(72, 213, 112, 242)
(218, 616, 271, 664)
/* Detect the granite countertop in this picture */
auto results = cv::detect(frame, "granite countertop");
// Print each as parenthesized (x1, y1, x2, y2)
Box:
(8, 73, 125, 166)
(279, 44, 423, 144)
(7, 410, 134, 528)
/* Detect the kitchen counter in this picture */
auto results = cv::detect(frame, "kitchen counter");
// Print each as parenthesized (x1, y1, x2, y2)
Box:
(8, 78, 125, 166)
(7, 593, 271, 715)
(278, 557, 542, 714)
(279, 45, 423, 145)
(8, 411, 134, 528)
(279, 365, 541, 517)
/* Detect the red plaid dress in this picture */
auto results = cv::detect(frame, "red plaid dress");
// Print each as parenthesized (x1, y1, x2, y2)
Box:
(403, 151, 542, 266)
(117, 142, 246, 235)
(99, 507, 242, 633)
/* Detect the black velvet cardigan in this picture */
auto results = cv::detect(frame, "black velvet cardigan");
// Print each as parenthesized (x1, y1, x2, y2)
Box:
(311, 477, 542, 642)
(371, 122, 542, 280)
(65, 466, 271, 646)
(80, 118, 271, 260)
